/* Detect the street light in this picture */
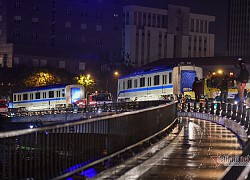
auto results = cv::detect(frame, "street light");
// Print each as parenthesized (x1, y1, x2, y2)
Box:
(106, 71, 120, 92)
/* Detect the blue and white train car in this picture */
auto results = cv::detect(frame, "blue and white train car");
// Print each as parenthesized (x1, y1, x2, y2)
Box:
(117, 65, 203, 102)
(13, 84, 85, 111)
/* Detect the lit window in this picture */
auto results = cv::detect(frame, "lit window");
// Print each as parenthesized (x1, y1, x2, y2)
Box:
(79, 62, 85, 70)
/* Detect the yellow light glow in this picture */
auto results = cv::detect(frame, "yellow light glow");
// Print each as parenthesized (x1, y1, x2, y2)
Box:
(230, 72, 234, 76)
(114, 71, 119, 76)
(212, 72, 216, 75)
(217, 70, 223, 74)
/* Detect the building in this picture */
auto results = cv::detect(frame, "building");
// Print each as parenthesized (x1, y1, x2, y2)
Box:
(228, 0, 250, 56)
(0, 0, 123, 74)
(123, 5, 215, 67)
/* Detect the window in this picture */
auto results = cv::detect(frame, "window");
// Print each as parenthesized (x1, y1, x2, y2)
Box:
(15, 2, 21, 8)
(35, 92, 40, 99)
(81, 12, 88, 17)
(14, 95, 16, 102)
(14, 31, 21, 37)
(43, 92, 46, 98)
(162, 74, 167, 84)
(79, 62, 85, 70)
(32, 33, 38, 39)
(96, 25, 102, 31)
(127, 79, 132, 89)
(11, 58, 19, 67)
(96, 37, 102, 45)
(148, 77, 151, 86)
(33, 59, 39, 67)
(140, 77, 145, 87)
(18, 95, 21, 101)
(154, 75, 160, 85)
(23, 94, 28, 100)
(169, 72, 172, 84)
(67, 9, 72, 15)
(62, 89, 65, 97)
(32, 17, 39, 24)
(14, 16, 21, 23)
(49, 91, 54, 98)
(40, 59, 47, 67)
(59, 61, 65, 69)
(134, 79, 138, 88)
(65, 22, 71, 28)
(56, 90, 61, 97)
(81, 23, 87, 29)
(30, 94, 33, 100)
(33, 5, 39, 10)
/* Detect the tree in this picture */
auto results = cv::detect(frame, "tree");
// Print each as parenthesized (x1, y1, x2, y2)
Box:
(74, 74, 95, 92)
(24, 71, 61, 87)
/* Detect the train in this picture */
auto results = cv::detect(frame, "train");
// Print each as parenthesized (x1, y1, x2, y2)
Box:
(117, 64, 203, 102)
(13, 84, 85, 111)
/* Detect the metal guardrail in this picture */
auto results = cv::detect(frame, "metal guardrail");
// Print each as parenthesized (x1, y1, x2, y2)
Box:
(179, 101, 250, 180)
(0, 101, 176, 179)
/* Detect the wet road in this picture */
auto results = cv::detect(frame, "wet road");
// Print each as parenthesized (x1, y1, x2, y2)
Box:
(138, 117, 243, 180)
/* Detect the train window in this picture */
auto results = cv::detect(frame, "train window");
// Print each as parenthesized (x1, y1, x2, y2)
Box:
(123, 81, 125, 90)
(43, 92, 46, 98)
(23, 93, 28, 100)
(18, 95, 21, 101)
(162, 74, 167, 84)
(169, 72, 172, 84)
(56, 90, 61, 97)
(14, 95, 16, 102)
(140, 77, 145, 87)
(134, 79, 138, 88)
(127, 79, 132, 89)
(30, 93, 33, 100)
(62, 89, 65, 97)
(148, 77, 151, 86)
(49, 91, 54, 98)
(35, 92, 40, 99)
(154, 75, 160, 85)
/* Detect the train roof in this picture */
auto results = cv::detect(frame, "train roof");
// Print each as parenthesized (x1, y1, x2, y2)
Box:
(119, 66, 173, 79)
(13, 84, 68, 93)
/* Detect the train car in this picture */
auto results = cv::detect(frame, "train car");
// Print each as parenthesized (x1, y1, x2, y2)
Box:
(12, 84, 85, 111)
(117, 64, 202, 102)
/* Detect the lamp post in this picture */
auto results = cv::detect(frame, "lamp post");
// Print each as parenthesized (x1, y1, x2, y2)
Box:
(106, 71, 119, 92)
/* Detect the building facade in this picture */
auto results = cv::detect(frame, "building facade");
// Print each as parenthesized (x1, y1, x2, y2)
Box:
(123, 5, 215, 67)
(228, 0, 250, 56)
(0, 0, 123, 73)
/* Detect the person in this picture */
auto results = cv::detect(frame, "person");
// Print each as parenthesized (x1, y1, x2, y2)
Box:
(192, 77, 202, 102)
(218, 74, 230, 103)
(235, 59, 249, 105)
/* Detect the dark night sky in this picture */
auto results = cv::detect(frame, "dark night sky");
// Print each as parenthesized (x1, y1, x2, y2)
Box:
(124, 0, 229, 56)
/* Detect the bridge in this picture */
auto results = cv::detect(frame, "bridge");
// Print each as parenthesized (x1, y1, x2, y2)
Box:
(0, 101, 250, 179)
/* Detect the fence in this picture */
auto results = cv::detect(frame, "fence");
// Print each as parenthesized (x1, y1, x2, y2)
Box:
(0, 101, 177, 179)
(179, 101, 250, 180)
